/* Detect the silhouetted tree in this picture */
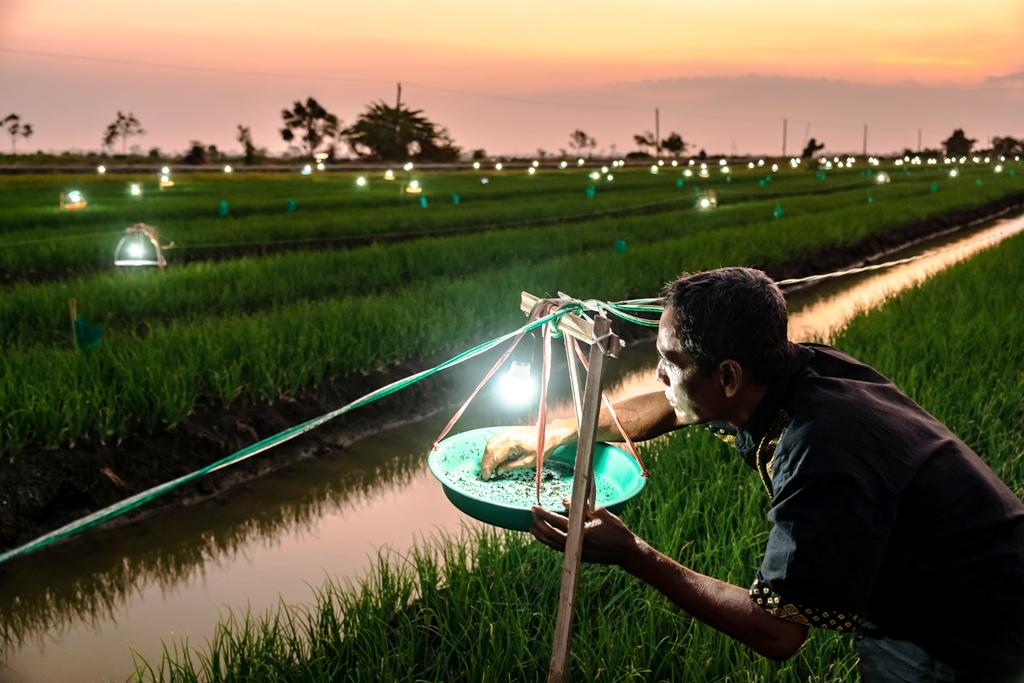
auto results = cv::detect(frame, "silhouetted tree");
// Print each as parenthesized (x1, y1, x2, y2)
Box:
(183, 141, 206, 165)
(147, 147, 162, 159)
(801, 137, 825, 159)
(568, 129, 597, 157)
(280, 98, 340, 159)
(3, 114, 34, 155)
(103, 111, 145, 155)
(697, 148, 708, 161)
(237, 125, 256, 165)
(942, 129, 976, 157)
(471, 148, 487, 160)
(633, 131, 656, 154)
(344, 101, 459, 161)
(661, 132, 687, 157)
(992, 136, 1023, 156)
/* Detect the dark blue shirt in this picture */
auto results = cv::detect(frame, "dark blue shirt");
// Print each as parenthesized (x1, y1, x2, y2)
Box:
(727, 343, 1024, 679)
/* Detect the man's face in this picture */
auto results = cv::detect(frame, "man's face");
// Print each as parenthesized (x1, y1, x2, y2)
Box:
(656, 309, 722, 425)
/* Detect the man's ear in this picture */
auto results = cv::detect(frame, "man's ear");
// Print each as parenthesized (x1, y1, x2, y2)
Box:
(718, 359, 744, 398)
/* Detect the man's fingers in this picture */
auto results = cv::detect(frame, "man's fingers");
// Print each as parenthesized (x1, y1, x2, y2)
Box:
(493, 452, 534, 477)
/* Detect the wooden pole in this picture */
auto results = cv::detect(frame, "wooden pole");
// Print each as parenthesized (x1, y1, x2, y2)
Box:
(547, 314, 612, 683)
(655, 108, 660, 160)
(782, 118, 787, 158)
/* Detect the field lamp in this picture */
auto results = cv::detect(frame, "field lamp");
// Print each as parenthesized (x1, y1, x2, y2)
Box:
(498, 361, 536, 407)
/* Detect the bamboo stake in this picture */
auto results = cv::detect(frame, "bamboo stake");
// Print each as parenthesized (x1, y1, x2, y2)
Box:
(547, 313, 612, 683)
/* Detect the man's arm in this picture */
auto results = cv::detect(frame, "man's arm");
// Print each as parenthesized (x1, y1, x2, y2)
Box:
(531, 504, 808, 661)
(481, 391, 683, 479)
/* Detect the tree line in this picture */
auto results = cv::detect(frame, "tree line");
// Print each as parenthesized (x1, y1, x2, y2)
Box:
(3, 105, 1022, 163)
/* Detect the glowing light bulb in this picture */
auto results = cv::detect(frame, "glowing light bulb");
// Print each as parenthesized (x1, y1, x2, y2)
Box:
(528, 167, 536, 175)
(559, 161, 568, 169)
(499, 361, 535, 406)
(403, 162, 414, 171)
(757, 159, 765, 167)
(129, 183, 142, 197)
(495, 162, 503, 170)
(875, 172, 891, 184)
(356, 176, 367, 187)
(748, 162, 755, 169)
(577, 159, 585, 166)
(671, 160, 678, 167)
(683, 169, 693, 177)
(994, 164, 1003, 173)
(649, 165, 659, 174)
(658, 160, 665, 166)
(315, 162, 326, 171)
(949, 168, 959, 178)
(718, 159, 726, 166)
(606, 174, 614, 182)
(97, 165, 106, 174)
(532, 160, 539, 167)
(698, 197, 712, 209)
(301, 164, 312, 175)
(472, 161, 481, 170)
(67, 190, 82, 204)
(128, 242, 145, 259)
(601, 166, 609, 174)
(223, 165, 233, 173)
(771, 163, 779, 173)
(161, 166, 170, 175)
(384, 169, 395, 180)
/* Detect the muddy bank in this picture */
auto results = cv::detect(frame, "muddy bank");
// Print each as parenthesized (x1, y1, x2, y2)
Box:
(2, 193, 1022, 557)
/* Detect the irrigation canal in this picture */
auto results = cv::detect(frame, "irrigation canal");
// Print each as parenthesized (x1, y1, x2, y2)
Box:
(2, 212, 1023, 683)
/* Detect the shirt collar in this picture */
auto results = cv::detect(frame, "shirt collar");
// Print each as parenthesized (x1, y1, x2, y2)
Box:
(733, 344, 813, 460)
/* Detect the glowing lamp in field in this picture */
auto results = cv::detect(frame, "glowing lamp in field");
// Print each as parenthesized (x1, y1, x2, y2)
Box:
(405, 179, 422, 194)
(97, 165, 106, 174)
(528, 167, 536, 175)
(589, 171, 601, 180)
(223, 165, 233, 173)
(532, 160, 539, 168)
(984, 157, 990, 164)
(384, 169, 395, 180)
(671, 160, 678, 167)
(683, 169, 693, 177)
(114, 223, 168, 268)
(314, 152, 328, 162)
(159, 174, 175, 189)
(301, 164, 312, 176)
(498, 361, 535, 407)
(129, 183, 142, 197)
(601, 166, 609, 174)
(757, 159, 765, 167)
(748, 162, 755, 169)
(494, 162, 503, 170)
(355, 176, 368, 187)
(403, 162, 414, 172)
(658, 160, 665, 166)
(605, 174, 614, 182)
(60, 190, 87, 210)
(697, 191, 718, 210)
(161, 166, 171, 175)
(720, 166, 731, 174)
(875, 172, 891, 184)
(577, 159, 585, 166)
(894, 159, 904, 166)
(481, 177, 489, 185)
(559, 161, 568, 169)
(649, 165, 659, 174)
(771, 163, 779, 173)
(472, 161, 481, 170)
(688, 159, 695, 166)
(949, 168, 960, 179)
(994, 164, 1004, 173)
(698, 169, 709, 178)
(315, 162, 326, 171)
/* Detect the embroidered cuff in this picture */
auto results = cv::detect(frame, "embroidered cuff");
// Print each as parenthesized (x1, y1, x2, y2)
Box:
(749, 575, 864, 632)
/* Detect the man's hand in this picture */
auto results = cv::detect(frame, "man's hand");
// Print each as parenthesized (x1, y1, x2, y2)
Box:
(479, 420, 576, 481)
(530, 498, 643, 567)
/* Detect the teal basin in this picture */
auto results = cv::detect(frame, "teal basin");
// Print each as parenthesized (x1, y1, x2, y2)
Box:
(428, 426, 647, 531)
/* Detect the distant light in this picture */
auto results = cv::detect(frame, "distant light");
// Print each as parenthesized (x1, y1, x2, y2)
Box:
(687, 159, 695, 166)
(757, 159, 764, 167)
(875, 172, 891, 184)
(577, 158, 585, 166)
(315, 162, 326, 171)
(314, 152, 328, 162)
(683, 169, 693, 177)
(894, 159, 904, 166)
(161, 166, 171, 175)
(770, 163, 779, 173)
(700, 162, 708, 170)
(559, 161, 568, 169)
(658, 160, 665, 166)
(718, 159, 727, 166)
(670, 160, 678, 167)
(528, 167, 536, 175)
(129, 183, 142, 197)
(67, 190, 82, 204)
(994, 164, 1004, 173)
(649, 165, 659, 174)
(223, 165, 233, 173)
(498, 361, 535, 406)
(301, 164, 312, 175)
(748, 162, 755, 169)
(403, 162, 414, 171)
(983, 156, 990, 164)
(972, 156, 981, 164)
(606, 174, 614, 181)
(698, 197, 712, 209)
(589, 171, 601, 180)
(949, 168, 960, 178)
(384, 169, 395, 180)
(838, 162, 845, 168)
(601, 166, 609, 174)
(405, 179, 422, 194)
(472, 161, 481, 170)
(159, 174, 174, 188)
(698, 169, 709, 178)
(355, 176, 368, 187)
(495, 162, 503, 170)
(532, 160, 539, 167)
(128, 242, 145, 259)
(481, 177, 489, 184)
(97, 165, 106, 175)
(720, 166, 730, 174)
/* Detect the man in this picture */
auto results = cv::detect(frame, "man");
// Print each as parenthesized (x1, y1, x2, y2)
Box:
(479, 267, 1024, 682)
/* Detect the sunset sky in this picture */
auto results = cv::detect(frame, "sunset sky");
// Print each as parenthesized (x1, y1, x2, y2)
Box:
(2, 0, 1022, 157)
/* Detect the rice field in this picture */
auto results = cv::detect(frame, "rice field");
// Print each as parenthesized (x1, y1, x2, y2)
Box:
(126, 218, 1024, 682)
(1, 161, 1021, 461)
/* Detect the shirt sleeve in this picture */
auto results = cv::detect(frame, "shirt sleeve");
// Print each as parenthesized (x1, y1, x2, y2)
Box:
(750, 443, 898, 632)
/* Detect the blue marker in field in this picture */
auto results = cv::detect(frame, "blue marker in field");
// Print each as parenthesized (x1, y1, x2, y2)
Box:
(451, 192, 461, 205)
(614, 239, 627, 254)
(585, 185, 596, 200)
(286, 199, 297, 213)
(419, 196, 428, 208)
(867, 193, 874, 205)
(218, 199, 229, 217)
(976, 178, 984, 187)
(930, 182, 939, 193)
(773, 202, 783, 219)
(816, 171, 827, 181)
(675, 178, 684, 189)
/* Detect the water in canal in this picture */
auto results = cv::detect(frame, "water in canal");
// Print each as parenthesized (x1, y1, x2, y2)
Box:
(2, 213, 1022, 682)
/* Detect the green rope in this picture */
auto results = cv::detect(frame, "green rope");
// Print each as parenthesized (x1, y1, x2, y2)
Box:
(0, 308, 566, 565)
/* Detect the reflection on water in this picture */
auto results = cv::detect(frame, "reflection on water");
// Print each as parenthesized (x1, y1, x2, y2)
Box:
(1, 214, 1022, 683)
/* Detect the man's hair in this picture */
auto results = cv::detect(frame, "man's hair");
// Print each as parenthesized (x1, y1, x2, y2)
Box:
(660, 267, 792, 383)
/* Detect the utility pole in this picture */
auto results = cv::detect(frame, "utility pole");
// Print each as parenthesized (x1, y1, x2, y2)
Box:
(863, 124, 868, 157)
(655, 107, 660, 159)
(782, 118, 788, 158)
(917, 128, 922, 153)
(396, 82, 402, 109)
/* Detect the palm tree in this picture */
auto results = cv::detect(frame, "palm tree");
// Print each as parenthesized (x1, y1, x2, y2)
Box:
(3, 114, 34, 155)
(103, 112, 145, 155)
(280, 98, 340, 159)
(344, 101, 459, 161)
